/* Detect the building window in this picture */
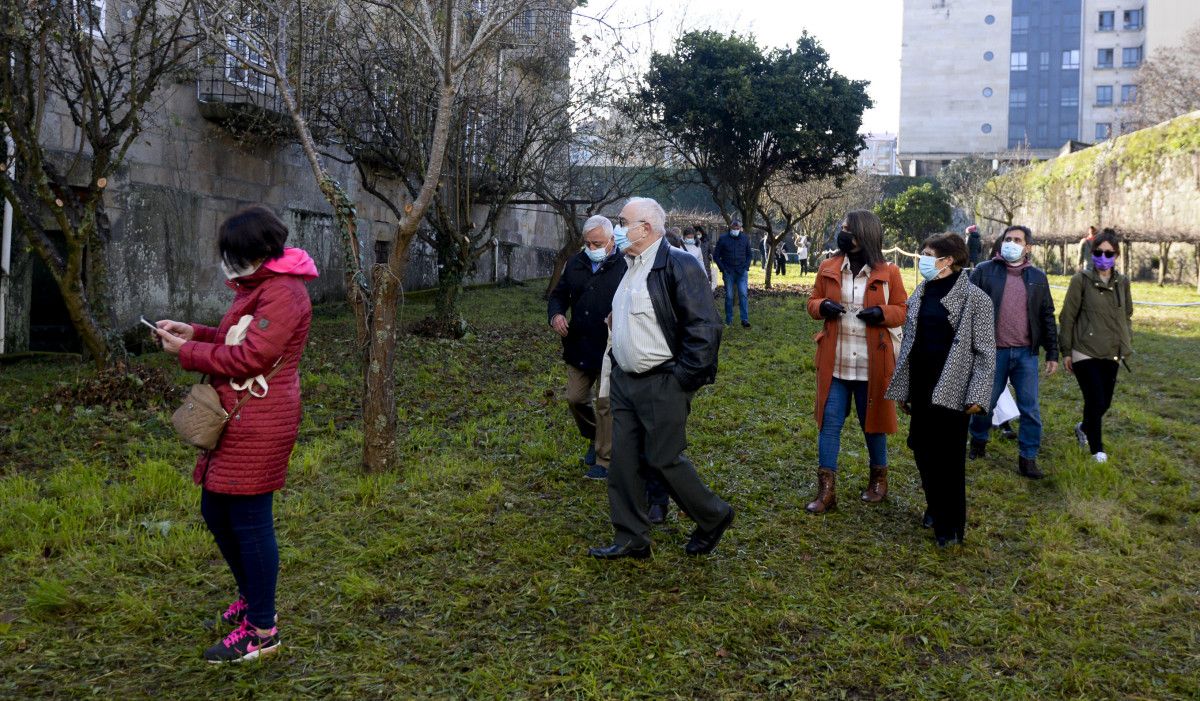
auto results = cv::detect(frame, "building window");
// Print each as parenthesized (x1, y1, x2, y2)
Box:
(1040, 52, 1050, 70)
(1120, 122, 1135, 135)
(1012, 15, 1030, 35)
(1096, 85, 1113, 106)
(225, 26, 275, 94)
(983, 87, 994, 97)
(1060, 123, 1078, 141)
(71, 0, 106, 36)
(1062, 49, 1080, 70)
(1061, 87, 1079, 107)
(1037, 124, 1048, 140)
(985, 14, 995, 25)
(1011, 52, 1028, 71)
(1038, 87, 1049, 107)
(984, 50, 994, 61)
(1121, 84, 1138, 104)
(1124, 9, 1144, 30)
(1010, 88, 1027, 108)
(1098, 11, 1114, 31)
(374, 240, 391, 266)
(1123, 45, 1143, 67)
(981, 123, 993, 134)
(1097, 48, 1114, 68)
(1096, 123, 1112, 140)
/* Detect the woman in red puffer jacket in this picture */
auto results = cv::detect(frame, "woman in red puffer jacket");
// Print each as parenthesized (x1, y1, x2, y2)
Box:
(155, 205, 317, 663)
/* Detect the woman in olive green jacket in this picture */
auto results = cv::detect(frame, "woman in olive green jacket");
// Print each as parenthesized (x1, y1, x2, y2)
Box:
(1059, 229, 1133, 463)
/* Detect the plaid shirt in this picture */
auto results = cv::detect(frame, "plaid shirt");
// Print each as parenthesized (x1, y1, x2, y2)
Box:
(834, 259, 871, 381)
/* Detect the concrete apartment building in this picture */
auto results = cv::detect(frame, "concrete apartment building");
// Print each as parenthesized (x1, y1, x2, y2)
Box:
(2, 4, 571, 354)
(900, 0, 1200, 175)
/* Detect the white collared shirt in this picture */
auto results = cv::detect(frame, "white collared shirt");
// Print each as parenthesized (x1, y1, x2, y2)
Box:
(611, 237, 674, 373)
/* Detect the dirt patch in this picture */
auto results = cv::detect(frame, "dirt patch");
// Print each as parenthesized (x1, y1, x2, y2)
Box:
(714, 283, 814, 300)
(50, 364, 182, 410)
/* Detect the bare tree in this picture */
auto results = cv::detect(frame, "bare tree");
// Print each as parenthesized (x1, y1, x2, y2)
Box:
(199, 0, 544, 471)
(936, 156, 994, 223)
(757, 174, 880, 288)
(1134, 22, 1200, 126)
(0, 0, 201, 367)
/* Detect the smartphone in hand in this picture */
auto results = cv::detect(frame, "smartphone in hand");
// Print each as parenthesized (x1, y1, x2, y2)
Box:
(139, 316, 159, 332)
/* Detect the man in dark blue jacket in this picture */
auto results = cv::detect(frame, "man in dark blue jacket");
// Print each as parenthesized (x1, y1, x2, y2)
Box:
(713, 218, 753, 328)
(548, 216, 628, 479)
(967, 224, 1059, 479)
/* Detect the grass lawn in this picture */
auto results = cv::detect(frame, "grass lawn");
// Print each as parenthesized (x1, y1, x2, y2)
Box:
(1, 267, 1198, 699)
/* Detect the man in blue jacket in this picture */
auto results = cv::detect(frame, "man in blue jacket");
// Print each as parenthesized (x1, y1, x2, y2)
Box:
(713, 218, 753, 328)
(968, 224, 1059, 479)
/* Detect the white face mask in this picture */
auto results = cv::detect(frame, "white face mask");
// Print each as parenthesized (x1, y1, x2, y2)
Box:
(221, 259, 260, 280)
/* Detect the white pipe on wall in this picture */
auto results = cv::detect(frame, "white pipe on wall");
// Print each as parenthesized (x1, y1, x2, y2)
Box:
(0, 127, 14, 355)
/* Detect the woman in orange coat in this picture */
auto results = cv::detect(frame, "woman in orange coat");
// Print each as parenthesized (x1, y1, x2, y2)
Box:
(804, 211, 908, 513)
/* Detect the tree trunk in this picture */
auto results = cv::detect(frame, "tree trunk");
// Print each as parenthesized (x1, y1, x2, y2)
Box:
(763, 244, 774, 290)
(434, 266, 466, 333)
(361, 265, 401, 472)
(1195, 243, 1199, 295)
(1059, 242, 1067, 275)
(1158, 241, 1171, 286)
(544, 238, 577, 299)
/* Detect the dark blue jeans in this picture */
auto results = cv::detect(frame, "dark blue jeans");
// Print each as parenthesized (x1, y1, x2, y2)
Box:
(723, 270, 749, 324)
(969, 346, 1043, 459)
(201, 489, 278, 630)
(819, 377, 888, 470)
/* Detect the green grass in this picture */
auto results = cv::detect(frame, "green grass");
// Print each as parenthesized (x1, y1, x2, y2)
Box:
(1, 271, 1198, 699)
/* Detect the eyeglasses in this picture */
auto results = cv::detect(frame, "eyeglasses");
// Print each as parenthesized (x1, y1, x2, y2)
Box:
(617, 218, 646, 228)
(1094, 250, 1116, 258)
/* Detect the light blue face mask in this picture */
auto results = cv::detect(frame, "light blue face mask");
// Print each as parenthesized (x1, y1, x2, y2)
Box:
(730, 230, 741, 237)
(585, 246, 608, 263)
(918, 255, 943, 281)
(613, 226, 630, 251)
(1001, 241, 1025, 263)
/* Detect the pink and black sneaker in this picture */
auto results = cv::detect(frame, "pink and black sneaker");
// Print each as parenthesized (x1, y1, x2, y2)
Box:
(221, 596, 247, 627)
(204, 620, 281, 663)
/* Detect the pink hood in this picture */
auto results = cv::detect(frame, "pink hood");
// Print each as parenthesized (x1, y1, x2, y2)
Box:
(264, 247, 319, 281)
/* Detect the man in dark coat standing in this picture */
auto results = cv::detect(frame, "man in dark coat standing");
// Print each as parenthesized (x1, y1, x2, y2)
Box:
(966, 224, 982, 266)
(589, 197, 734, 560)
(968, 224, 1059, 479)
(548, 215, 627, 479)
(714, 218, 753, 328)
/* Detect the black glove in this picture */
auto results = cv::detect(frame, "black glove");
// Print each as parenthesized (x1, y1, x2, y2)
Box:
(819, 300, 846, 319)
(856, 306, 885, 326)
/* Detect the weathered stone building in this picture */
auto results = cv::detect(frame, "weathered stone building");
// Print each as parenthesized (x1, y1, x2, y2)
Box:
(1, 4, 568, 354)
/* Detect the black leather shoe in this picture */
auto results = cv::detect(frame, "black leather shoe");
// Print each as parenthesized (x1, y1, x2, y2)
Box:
(648, 503, 669, 525)
(588, 542, 651, 560)
(685, 506, 735, 556)
(922, 510, 934, 529)
(1018, 456, 1044, 480)
(741, 321, 751, 328)
(968, 438, 988, 460)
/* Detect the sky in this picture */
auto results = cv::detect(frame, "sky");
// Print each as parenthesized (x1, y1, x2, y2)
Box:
(582, 0, 903, 135)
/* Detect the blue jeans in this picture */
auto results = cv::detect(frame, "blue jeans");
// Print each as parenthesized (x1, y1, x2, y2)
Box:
(819, 377, 888, 470)
(723, 270, 749, 324)
(969, 346, 1043, 459)
(201, 490, 278, 630)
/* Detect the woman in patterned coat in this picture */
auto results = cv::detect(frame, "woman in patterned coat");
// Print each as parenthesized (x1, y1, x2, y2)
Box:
(886, 233, 995, 547)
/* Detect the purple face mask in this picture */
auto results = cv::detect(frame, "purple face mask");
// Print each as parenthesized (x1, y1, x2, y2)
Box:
(1092, 253, 1116, 271)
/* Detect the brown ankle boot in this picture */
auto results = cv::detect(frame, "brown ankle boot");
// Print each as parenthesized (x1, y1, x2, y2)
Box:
(861, 466, 888, 503)
(805, 468, 837, 514)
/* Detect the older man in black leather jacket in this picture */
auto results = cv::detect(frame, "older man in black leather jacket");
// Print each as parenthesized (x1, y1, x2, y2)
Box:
(589, 197, 733, 560)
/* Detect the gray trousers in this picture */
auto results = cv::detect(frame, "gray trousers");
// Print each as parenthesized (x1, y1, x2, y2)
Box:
(607, 366, 730, 547)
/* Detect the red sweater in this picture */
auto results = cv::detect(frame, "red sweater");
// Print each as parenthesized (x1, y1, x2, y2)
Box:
(995, 261, 1031, 348)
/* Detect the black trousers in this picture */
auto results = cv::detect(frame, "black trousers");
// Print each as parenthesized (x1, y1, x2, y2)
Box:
(908, 403, 970, 542)
(1073, 358, 1119, 454)
(774, 255, 786, 275)
(608, 366, 729, 548)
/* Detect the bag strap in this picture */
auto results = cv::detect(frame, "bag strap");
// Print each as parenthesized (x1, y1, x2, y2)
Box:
(222, 354, 292, 424)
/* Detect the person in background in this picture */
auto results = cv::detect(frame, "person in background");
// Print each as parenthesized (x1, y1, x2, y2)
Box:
(887, 232, 995, 547)
(1078, 225, 1098, 272)
(713, 218, 753, 328)
(695, 225, 715, 285)
(589, 197, 732, 559)
(153, 205, 318, 662)
(548, 215, 627, 479)
(804, 210, 908, 514)
(773, 239, 787, 277)
(1059, 228, 1133, 464)
(665, 226, 685, 249)
(966, 225, 982, 266)
(682, 227, 706, 268)
(968, 225, 1059, 479)
(796, 235, 810, 276)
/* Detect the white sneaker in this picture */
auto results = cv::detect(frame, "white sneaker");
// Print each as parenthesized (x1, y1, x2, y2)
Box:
(1093, 452, 1108, 464)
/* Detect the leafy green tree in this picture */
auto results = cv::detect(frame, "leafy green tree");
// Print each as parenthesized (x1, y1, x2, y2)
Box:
(628, 31, 871, 238)
(874, 183, 952, 249)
